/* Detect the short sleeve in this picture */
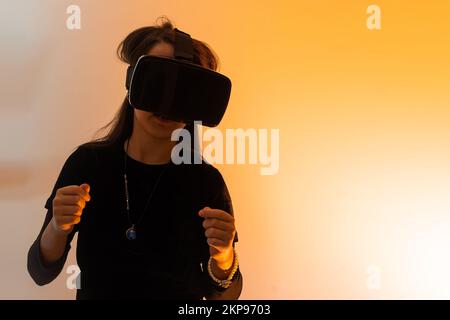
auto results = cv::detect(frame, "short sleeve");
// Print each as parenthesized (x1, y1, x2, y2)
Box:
(201, 166, 243, 300)
(44, 145, 92, 210)
(27, 145, 93, 286)
(206, 166, 238, 243)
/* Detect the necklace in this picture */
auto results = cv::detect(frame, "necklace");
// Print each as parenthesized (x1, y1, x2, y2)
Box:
(123, 138, 170, 240)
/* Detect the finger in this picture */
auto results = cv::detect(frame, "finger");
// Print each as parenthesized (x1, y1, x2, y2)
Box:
(58, 189, 90, 203)
(198, 207, 234, 222)
(206, 237, 227, 249)
(209, 246, 220, 256)
(205, 227, 231, 242)
(202, 218, 233, 232)
(54, 195, 86, 209)
(80, 183, 90, 194)
(60, 185, 90, 201)
(54, 205, 83, 217)
(56, 215, 81, 226)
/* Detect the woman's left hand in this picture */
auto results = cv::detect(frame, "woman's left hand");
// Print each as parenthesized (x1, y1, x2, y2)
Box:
(198, 206, 236, 268)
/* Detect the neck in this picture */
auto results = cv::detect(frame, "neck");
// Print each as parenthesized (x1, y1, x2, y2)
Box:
(125, 127, 176, 165)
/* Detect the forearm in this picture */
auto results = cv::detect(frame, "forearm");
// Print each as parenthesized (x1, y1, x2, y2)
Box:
(28, 215, 72, 286)
(39, 218, 69, 266)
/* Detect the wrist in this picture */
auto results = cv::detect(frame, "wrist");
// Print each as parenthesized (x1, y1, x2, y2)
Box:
(50, 217, 70, 238)
(210, 259, 232, 280)
(208, 248, 239, 288)
(212, 248, 234, 270)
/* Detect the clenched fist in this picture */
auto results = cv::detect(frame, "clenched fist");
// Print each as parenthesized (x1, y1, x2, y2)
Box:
(51, 183, 91, 235)
(198, 206, 236, 269)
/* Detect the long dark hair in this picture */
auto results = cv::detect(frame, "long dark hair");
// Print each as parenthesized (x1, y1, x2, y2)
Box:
(83, 16, 220, 149)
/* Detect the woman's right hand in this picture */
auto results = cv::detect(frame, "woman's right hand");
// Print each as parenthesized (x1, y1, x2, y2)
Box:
(51, 183, 91, 235)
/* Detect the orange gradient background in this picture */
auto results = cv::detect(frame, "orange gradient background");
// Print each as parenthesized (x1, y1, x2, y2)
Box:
(1, 0, 449, 299)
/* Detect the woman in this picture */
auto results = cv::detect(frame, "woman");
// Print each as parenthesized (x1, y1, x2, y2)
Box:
(27, 19, 242, 300)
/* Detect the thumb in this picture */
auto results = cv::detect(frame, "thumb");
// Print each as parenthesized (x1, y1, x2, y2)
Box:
(80, 183, 91, 200)
(199, 206, 210, 215)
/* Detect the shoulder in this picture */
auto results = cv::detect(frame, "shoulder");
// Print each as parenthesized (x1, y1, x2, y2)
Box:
(177, 148, 226, 186)
(58, 140, 121, 177)
(76, 140, 122, 163)
(192, 160, 230, 199)
(201, 162, 226, 186)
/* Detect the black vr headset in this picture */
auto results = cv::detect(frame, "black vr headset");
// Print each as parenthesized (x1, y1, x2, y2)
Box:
(125, 28, 231, 127)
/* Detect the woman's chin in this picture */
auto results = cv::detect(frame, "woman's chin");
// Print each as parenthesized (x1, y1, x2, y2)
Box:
(145, 124, 177, 140)
(152, 114, 178, 126)
(146, 128, 173, 140)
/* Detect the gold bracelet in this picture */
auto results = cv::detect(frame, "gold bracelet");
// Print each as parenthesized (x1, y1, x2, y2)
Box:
(207, 248, 239, 289)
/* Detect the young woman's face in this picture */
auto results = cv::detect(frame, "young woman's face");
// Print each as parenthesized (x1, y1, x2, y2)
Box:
(133, 41, 186, 139)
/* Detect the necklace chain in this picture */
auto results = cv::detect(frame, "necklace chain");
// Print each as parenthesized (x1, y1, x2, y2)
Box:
(123, 138, 170, 239)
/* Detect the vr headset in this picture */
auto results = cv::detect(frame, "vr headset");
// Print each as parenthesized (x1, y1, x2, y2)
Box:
(125, 28, 231, 127)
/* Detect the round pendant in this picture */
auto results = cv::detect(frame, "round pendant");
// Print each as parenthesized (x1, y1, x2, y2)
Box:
(126, 226, 137, 240)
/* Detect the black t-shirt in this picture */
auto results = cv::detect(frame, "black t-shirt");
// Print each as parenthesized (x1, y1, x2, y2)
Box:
(27, 139, 242, 300)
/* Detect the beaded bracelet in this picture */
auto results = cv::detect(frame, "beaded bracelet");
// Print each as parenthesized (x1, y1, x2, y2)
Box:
(207, 248, 239, 289)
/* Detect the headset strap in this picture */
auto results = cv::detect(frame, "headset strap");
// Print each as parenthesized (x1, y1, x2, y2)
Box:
(126, 28, 194, 89)
(174, 28, 194, 62)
